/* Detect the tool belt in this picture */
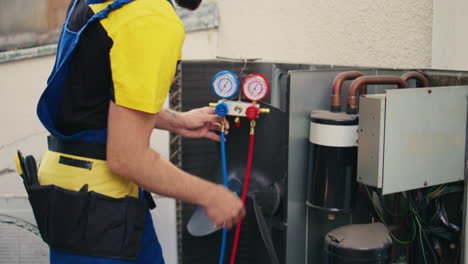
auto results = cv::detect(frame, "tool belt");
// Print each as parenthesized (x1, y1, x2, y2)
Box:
(21, 136, 156, 260)
(27, 184, 148, 260)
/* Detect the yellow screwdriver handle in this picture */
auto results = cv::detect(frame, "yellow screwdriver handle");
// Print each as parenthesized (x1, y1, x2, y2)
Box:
(15, 155, 23, 176)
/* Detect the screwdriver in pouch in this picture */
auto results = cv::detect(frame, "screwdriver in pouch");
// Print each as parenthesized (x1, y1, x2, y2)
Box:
(25, 155, 39, 185)
(15, 150, 29, 187)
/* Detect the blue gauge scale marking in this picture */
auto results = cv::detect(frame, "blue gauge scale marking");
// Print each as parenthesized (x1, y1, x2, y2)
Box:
(219, 78, 233, 93)
(211, 71, 240, 99)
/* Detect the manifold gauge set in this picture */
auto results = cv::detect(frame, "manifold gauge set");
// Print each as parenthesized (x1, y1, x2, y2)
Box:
(210, 71, 270, 122)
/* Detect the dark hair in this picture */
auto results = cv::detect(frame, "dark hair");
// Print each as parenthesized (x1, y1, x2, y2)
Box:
(174, 0, 202, 10)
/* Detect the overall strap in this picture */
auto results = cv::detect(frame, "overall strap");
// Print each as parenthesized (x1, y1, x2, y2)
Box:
(88, 0, 136, 23)
(65, 0, 82, 24)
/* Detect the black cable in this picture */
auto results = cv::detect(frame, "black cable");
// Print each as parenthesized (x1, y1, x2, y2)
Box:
(364, 185, 416, 245)
(426, 226, 457, 242)
(408, 193, 439, 264)
(378, 193, 401, 218)
(421, 225, 439, 264)
(438, 196, 462, 232)
(372, 187, 463, 264)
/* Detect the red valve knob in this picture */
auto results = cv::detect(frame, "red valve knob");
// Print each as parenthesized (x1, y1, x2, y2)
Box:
(246, 105, 260, 120)
(234, 117, 241, 128)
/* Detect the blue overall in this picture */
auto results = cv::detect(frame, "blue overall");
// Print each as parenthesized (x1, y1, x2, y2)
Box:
(36, 0, 167, 263)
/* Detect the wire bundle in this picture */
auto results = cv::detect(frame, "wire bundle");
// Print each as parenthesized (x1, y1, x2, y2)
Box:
(364, 183, 463, 264)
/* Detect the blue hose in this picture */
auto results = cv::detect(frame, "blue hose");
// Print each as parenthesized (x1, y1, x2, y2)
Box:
(218, 130, 228, 264)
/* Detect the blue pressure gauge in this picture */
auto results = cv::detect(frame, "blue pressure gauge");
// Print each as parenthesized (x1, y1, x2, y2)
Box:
(211, 71, 240, 99)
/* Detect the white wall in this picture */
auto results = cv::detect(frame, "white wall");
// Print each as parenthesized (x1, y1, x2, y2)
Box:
(183, 0, 433, 69)
(432, 0, 468, 71)
(0, 55, 52, 196)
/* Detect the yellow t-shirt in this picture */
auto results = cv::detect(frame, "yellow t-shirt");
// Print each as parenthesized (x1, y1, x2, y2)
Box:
(91, 0, 185, 113)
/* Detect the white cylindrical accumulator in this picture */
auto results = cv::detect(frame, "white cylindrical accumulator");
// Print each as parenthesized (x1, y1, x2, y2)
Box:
(309, 122, 358, 147)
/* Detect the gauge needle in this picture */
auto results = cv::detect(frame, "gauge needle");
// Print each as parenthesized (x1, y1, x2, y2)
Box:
(253, 84, 259, 92)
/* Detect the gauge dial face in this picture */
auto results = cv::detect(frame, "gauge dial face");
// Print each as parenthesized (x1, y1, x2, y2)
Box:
(242, 74, 270, 101)
(211, 71, 239, 99)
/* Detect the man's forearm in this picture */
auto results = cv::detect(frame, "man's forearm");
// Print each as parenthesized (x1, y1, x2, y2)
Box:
(110, 146, 216, 206)
(154, 108, 184, 133)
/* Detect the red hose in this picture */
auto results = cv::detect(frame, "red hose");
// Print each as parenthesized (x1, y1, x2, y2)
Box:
(229, 132, 255, 264)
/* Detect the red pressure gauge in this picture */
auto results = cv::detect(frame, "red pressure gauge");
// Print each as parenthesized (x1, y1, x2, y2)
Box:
(242, 74, 270, 102)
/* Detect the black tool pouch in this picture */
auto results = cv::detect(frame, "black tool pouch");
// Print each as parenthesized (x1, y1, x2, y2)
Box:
(27, 184, 148, 260)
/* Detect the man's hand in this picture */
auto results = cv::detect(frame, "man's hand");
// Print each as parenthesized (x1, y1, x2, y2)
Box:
(202, 185, 245, 229)
(175, 107, 230, 142)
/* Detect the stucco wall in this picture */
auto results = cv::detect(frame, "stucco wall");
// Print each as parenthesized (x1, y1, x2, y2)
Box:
(183, 0, 433, 69)
(0, 0, 48, 33)
(0, 56, 52, 197)
(432, 0, 468, 71)
(0, 0, 67, 33)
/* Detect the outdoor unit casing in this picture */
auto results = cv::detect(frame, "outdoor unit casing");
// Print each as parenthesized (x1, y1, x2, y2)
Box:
(357, 86, 468, 195)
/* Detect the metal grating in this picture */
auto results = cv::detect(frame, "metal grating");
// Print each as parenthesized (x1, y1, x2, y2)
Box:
(169, 64, 184, 264)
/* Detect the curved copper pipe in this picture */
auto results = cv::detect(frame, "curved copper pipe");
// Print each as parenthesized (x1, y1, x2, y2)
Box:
(331, 71, 364, 112)
(347, 76, 409, 114)
(401, 71, 429, 87)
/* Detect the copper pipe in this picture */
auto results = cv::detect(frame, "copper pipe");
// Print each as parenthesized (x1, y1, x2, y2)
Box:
(401, 71, 429, 87)
(347, 76, 409, 114)
(331, 71, 364, 112)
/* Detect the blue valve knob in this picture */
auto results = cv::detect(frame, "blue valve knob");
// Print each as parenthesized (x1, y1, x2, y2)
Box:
(215, 102, 229, 117)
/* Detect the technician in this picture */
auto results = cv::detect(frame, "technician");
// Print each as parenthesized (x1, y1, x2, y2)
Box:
(33, 0, 245, 263)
